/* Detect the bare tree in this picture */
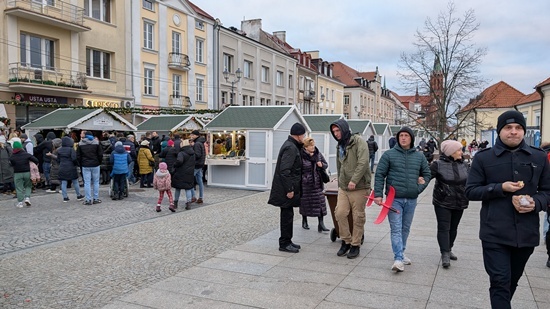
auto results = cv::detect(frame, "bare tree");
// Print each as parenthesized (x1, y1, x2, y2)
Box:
(397, 1, 487, 142)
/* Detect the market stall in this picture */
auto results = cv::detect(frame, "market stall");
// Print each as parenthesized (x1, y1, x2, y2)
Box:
(302, 114, 343, 175)
(347, 119, 375, 141)
(204, 105, 309, 190)
(134, 114, 207, 140)
(372, 122, 391, 163)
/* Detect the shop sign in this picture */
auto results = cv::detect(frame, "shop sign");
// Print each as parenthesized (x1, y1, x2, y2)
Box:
(93, 116, 114, 126)
(85, 99, 121, 108)
(15, 93, 67, 104)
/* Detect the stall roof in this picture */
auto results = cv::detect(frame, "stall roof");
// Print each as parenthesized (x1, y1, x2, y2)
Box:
(21, 108, 137, 131)
(372, 123, 389, 135)
(347, 119, 373, 135)
(136, 115, 205, 132)
(302, 115, 343, 132)
(389, 125, 402, 135)
(205, 106, 308, 130)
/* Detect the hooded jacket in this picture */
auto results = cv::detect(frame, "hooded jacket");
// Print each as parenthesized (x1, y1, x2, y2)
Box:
(77, 137, 103, 167)
(330, 119, 371, 191)
(374, 127, 431, 198)
(430, 153, 469, 210)
(192, 136, 206, 168)
(171, 145, 195, 190)
(110, 143, 131, 175)
(9, 148, 39, 173)
(57, 137, 79, 181)
(35, 132, 56, 163)
(153, 169, 172, 191)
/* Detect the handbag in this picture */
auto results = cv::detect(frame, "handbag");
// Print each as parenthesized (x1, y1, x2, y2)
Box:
(318, 167, 330, 183)
(149, 160, 155, 167)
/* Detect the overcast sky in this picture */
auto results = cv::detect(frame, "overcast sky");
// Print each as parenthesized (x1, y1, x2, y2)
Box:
(196, 0, 550, 97)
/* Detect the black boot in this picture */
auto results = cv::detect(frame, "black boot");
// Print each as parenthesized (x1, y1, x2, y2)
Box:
(302, 216, 309, 230)
(318, 215, 329, 232)
(442, 252, 451, 268)
(173, 200, 178, 209)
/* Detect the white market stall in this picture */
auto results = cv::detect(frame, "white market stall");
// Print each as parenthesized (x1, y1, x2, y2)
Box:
(347, 119, 375, 141)
(372, 123, 391, 163)
(204, 105, 310, 191)
(302, 114, 344, 175)
(134, 114, 207, 140)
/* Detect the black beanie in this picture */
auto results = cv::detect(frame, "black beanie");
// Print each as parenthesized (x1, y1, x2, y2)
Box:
(290, 122, 306, 135)
(497, 110, 526, 134)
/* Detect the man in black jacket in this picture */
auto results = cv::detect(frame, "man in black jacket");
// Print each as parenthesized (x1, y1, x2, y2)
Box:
(268, 122, 306, 253)
(466, 110, 550, 309)
(189, 130, 205, 204)
(366, 135, 378, 171)
(77, 131, 103, 205)
(34, 132, 56, 190)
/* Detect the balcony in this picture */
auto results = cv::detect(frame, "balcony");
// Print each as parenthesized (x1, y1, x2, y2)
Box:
(5, 0, 90, 32)
(168, 53, 191, 71)
(8, 62, 90, 96)
(169, 95, 191, 109)
(303, 90, 315, 101)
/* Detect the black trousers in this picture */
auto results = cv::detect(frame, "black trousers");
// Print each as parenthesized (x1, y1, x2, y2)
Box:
(434, 206, 464, 253)
(482, 241, 534, 309)
(546, 227, 549, 257)
(140, 172, 153, 187)
(279, 207, 294, 248)
(113, 174, 126, 195)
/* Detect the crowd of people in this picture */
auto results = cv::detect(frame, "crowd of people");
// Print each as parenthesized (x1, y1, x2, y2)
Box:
(270, 110, 549, 309)
(0, 129, 207, 211)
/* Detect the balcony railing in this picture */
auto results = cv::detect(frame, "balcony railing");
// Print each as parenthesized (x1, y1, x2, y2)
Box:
(168, 53, 191, 70)
(169, 95, 191, 109)
(6, 0, 88, 31)
(8, 62, 88, 90)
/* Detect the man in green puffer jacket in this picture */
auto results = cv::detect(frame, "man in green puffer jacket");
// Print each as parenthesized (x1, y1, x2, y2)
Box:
(330, 119, 371, 259)
(374, 126, 431, 272)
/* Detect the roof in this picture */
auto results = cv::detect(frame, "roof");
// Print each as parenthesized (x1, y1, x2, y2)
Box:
(346, 119, 372, 135)
(187, 1, 214, 20)
(372, 123, 389, 135)
(515, 91, 541, 105)
(331, 62, 376, 87)
(205, 106, 301, 130)
(536, 76, 550, 88)
(460, 81, 525, 112)
(389, 125, 402, 135)
(136, 115, 203, 132)
(302, 115, 342, 132)
(21, 108, 137, 131)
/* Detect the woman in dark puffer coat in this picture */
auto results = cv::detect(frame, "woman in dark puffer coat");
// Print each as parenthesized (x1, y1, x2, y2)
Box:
(57, 137, 84, 202)
(299, 137, 329, 232)
(171, 139, 195, 210)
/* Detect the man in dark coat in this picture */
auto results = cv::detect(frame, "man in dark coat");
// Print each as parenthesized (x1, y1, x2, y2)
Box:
(268, 122, 306, 253)
(189, 130, 206, 204)
(466, 110, 550, 309)
(366, 135, 378, 171)
(34, 132, 55, 188)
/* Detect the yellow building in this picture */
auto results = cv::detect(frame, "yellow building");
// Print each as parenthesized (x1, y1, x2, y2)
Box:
(309, 51, 345, 115)
(0, 0, 132, 129)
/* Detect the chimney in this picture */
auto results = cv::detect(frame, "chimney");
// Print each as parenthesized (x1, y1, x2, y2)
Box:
(241, 19, 262, 41)
(273, 31, 286, 42)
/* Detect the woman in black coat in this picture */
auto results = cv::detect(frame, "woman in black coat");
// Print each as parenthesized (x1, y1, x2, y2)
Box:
(428, 140, 469, 268)
(299, 137, 329, 232)
(57, 137, 83, 202)
(171, 139, 195, 210)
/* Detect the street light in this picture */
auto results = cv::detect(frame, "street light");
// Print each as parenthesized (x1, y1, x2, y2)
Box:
(223, 68, 242, 106)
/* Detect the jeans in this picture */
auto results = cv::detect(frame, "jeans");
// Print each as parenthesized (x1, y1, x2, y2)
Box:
(544, 212, 549, 237)
(482, 241, 534, 309)
(174, 188, 193, 203)
(43, 162, 51, 185)
(128, 161, 136, 183)
(61, 179, 81, 199)
(387, 198, 418, 261)
(194, 168, 204, 199)
(369, 153, 375, 171)
(434, 206, 464, 253)
(279, 207, 294, 248)
(82, 166, 100, 202)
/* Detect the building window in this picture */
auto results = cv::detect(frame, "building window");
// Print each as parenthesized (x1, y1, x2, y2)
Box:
(20, 34, 55, 70)
(332, 90, 335, 101)
(242, 95, 248, 106)
(276, 71, 283, 87)
(260, 98, 265, 106)
(249, 96, 254, 106)
(223, 53, 233, 72)
(196, 75, 204, 102)
(172, 74, 181, 97)
(144, 68, 154, 95)
(195, 20, 204, 30)
(84, 0, 111, 23)
(86, 48, 110, 79)
(143, 21, 154, 50)
(289, 74, 293, 89)
(243, 60, 252, 78)
(221, 91, 227, 105)
(344, 95, 350, 105)
(172, 31, 181, 54)
(266, 99, 271, 106)
(261, 66, 269, 83)
(195, 38, 204, 63)
(142, 0, 153, 11)
(299, 76, 304, 90)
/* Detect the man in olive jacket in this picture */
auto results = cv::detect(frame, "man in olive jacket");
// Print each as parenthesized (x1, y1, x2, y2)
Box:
(268, 123, 306, 253)
(465, 110, 550, 309)
(374, 126, 431, 272)
(330, 119, 371, 259)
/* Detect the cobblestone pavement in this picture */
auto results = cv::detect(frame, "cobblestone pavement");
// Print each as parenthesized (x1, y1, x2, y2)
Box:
(0, 185, 279, 308)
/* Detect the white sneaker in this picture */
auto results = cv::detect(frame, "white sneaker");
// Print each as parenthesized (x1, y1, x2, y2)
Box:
(45, 189, 57, 193)
(16, 202, 24, 208)
(24, 197, 31, 206)
(392, 260, 405, 272)
(403, 256, 412, 265)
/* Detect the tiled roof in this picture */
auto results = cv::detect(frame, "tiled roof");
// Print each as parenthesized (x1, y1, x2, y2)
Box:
(460, 81, 525, 112)
(536, 76, 550, 88)
(332, 62, 375, 88)
(303, 115, 342, 132)
(22, 108, 98, 129)
(188, 1, 214, 20)
(515, 91, 541, 105)
(136, 115, 196, 131)
(394, 94, 432, 109)
(205, 106, 294, 129)
(347, 119, 371, 135)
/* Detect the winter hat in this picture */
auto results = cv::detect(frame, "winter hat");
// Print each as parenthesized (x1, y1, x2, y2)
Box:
(86, 134, 94, 141)
(441, 140, 463, 157)
(140, 140, 150, 146)
(159, 162, 168, 171)
(115, 141, 123, 147)
(497, 110, 526, 134)
(20, 133, 28, 140)
(191, 130, 200, 136)
(12, 141, 22, 149)
(167, 140, 174, 147)
(0, 136, 5, 144)
(290, 122, 306, 135)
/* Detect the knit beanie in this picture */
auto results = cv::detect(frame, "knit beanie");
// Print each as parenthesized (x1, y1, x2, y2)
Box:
(497, 110, 526, 134)
(115, 141, 122, 147)
(167, 140, 174, 147)
(13, 141, 22, 149)
(159, 162, 167, 171)
(440, 140, 463, 156)
(290, 122, 306, 135)
(191, 130, 200, 136)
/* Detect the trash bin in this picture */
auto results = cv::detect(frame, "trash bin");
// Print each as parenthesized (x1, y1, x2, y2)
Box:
(324, 179, 363, 243)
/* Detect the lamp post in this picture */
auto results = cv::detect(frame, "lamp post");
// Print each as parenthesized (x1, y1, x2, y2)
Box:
(223, 68, 242, 106)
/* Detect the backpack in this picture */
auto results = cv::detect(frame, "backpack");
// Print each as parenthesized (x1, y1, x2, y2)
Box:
(29, 161, 41, 184)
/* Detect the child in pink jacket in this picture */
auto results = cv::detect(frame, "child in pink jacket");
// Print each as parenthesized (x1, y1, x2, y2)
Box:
(153, 162, 175, 212)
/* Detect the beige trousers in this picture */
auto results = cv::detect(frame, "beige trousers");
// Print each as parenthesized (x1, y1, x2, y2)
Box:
(335, 188, 368, 246)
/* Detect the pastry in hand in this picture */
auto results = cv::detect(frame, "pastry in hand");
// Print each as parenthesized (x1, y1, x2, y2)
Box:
(518, 181, 524, 188)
